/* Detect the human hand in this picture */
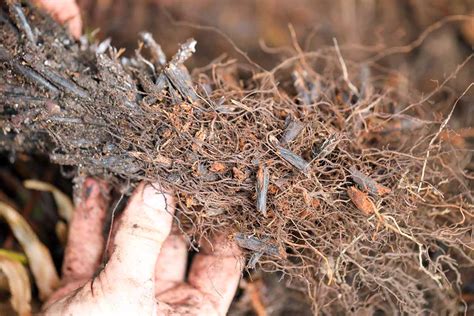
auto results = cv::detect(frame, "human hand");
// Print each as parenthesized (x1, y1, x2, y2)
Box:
(42, 179, 243, 315)
(32, 0, 82, 38)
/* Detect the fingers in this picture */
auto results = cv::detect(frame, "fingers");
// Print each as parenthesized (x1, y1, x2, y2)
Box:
(62, 178, 109, 283)
(104, 182, 175, 287)
(154, 232, 188, 295)
(32, 0, 82, 38)
(44, 182, 175, 315)
(188, 234, 243, 315)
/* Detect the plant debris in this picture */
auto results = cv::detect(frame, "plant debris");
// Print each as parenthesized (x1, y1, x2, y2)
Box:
(256, 165, 269, 216)
(349, 166, 391, 196)
(234, 234, 285, 259)
(347, 186, 376, 216)
(0, 201, 59, 300)
(276, 146, 310, 174)
(23, 179, 74, 222)
(0, 254, 32, 316)
(0, 249, 27, 264)
(280, 118, 304, 145)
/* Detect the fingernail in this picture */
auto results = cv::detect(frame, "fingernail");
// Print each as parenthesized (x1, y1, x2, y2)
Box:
(142, 183, 165, 204)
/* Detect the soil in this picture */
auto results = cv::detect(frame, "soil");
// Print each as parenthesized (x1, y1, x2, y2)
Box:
(1, 1, 473, 314)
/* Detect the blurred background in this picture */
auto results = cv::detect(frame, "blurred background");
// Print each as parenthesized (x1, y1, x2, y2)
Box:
(78, 0, 473, 122)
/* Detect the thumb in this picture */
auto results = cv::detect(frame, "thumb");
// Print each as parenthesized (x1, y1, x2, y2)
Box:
(42, 183, 176, 315)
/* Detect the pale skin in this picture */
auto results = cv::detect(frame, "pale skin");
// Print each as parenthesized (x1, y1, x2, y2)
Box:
(32, 1, 243, 315)
(32, 0, 82, 38)
(42, 179, 243, 315)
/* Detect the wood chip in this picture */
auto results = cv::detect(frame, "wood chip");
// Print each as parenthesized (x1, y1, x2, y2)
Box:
(292, 67, 320, 106)
(162, 38, 198, 102)
(139, 32, 167, 66)
(277, 146, 310, 174)
(313, 134, 339, 159)
(349, 167, 391, 196)
(171, 38, 197, 65)
(235, 233, 286, 258)
(165, 64, 198, 102)
(280, 119, 304, 145)
(248, 252, 263, 269)
(347, 186, 376, 215)
(256, 165, 270, 216)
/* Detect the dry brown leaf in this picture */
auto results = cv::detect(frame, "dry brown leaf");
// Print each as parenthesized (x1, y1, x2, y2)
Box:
(194, 127, 207, 142)
(347, 186, 376, 215)
(154, 154, 172, 167)
(311, 198, 320, 208)
(23, 179, 74, 222)
(232, 167, 246, 181)
(162, 128, 172, 138)
(209, 162, 226, 173)
(0, 255, 32, 316)
(375, 185, 391, 196)
(0, 201, 59, 300)
(439, 128, 474, 149)
(302, 189, 320, 208)
(267, 184, 278, 194)
(128, 151, 153, 163)
(185, 195, 194, 208)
